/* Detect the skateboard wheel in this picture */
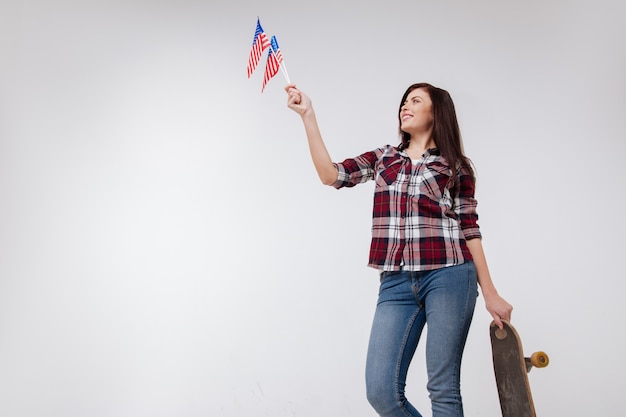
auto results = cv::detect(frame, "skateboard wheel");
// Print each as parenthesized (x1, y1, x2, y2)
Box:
(530, 351, 549, 368)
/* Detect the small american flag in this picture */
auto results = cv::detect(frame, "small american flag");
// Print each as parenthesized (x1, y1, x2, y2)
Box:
(262, 35, 283, 92)
(247, 18, 270, 78)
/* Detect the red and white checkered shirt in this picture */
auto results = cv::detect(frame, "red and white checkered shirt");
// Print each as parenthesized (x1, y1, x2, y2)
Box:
(333, 145, 481, 271)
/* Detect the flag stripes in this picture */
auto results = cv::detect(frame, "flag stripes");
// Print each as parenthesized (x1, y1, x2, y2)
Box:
(262, 36, 283, 91)
(247, 18, 289, 91)
(247, 18, 270, 78)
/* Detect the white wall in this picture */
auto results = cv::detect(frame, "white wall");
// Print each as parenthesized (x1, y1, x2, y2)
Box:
(1, 1, 624, 416)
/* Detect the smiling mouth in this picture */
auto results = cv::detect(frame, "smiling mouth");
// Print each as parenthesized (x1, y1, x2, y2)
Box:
(401, 114, 413, 122)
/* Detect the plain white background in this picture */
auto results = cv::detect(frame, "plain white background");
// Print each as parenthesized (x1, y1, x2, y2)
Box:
(1, 0, 624, 416)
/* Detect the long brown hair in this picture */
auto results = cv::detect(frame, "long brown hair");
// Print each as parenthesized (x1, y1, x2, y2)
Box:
(397, 83, 474, 183)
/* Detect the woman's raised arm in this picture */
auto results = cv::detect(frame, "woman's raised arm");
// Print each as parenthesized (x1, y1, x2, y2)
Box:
(285, 84, 338, 185)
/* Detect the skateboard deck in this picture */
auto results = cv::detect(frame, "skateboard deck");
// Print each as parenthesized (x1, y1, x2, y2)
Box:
(490, 320, 549, 417)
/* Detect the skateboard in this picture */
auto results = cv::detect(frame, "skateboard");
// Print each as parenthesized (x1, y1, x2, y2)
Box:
(490, 320, 549, 417)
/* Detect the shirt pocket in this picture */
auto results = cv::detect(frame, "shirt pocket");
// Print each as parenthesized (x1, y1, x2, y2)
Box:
(375, 156, 405, 187)
(419, 160, 452, 200)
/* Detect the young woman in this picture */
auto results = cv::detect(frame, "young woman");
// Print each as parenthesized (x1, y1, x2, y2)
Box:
(285, 82, 513, 417)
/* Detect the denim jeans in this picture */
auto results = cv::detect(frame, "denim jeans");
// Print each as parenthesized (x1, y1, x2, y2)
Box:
(365, 262, 478, 417)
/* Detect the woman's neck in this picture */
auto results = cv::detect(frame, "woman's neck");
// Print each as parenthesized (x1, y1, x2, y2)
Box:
(406, 134, 435, 158)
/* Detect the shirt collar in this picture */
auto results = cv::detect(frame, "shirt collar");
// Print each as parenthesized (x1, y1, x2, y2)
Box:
(398, 147, 440, 158)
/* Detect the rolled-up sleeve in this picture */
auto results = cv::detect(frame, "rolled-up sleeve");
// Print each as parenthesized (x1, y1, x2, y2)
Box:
(454, 170, 482, 240)
(332, 149, 381, 189)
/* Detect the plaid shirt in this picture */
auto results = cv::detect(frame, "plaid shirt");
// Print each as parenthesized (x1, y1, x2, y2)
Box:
(333, 145, 481, 271)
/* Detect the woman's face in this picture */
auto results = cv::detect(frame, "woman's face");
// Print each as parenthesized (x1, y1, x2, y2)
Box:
(399, 88, 433, 135)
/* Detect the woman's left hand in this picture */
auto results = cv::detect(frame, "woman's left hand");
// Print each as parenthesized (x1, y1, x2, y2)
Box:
(484, 293, 513, 330)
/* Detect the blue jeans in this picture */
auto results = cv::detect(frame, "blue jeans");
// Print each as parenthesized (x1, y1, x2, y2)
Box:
(365, 262, 478, 417)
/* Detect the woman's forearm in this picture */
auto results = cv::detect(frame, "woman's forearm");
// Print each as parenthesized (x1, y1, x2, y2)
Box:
(466, 238, 498, 296)
(466, 237, 513, 327)
(300, 110, 338, 185)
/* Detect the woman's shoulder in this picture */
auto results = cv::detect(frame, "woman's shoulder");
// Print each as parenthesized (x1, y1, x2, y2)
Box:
(356, 144, 397, 159)
(379, 144, 401, 156)
(348, 145, 401, 166)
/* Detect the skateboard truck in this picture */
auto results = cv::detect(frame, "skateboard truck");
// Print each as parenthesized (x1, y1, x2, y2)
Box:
(525, 351, 549, 373)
